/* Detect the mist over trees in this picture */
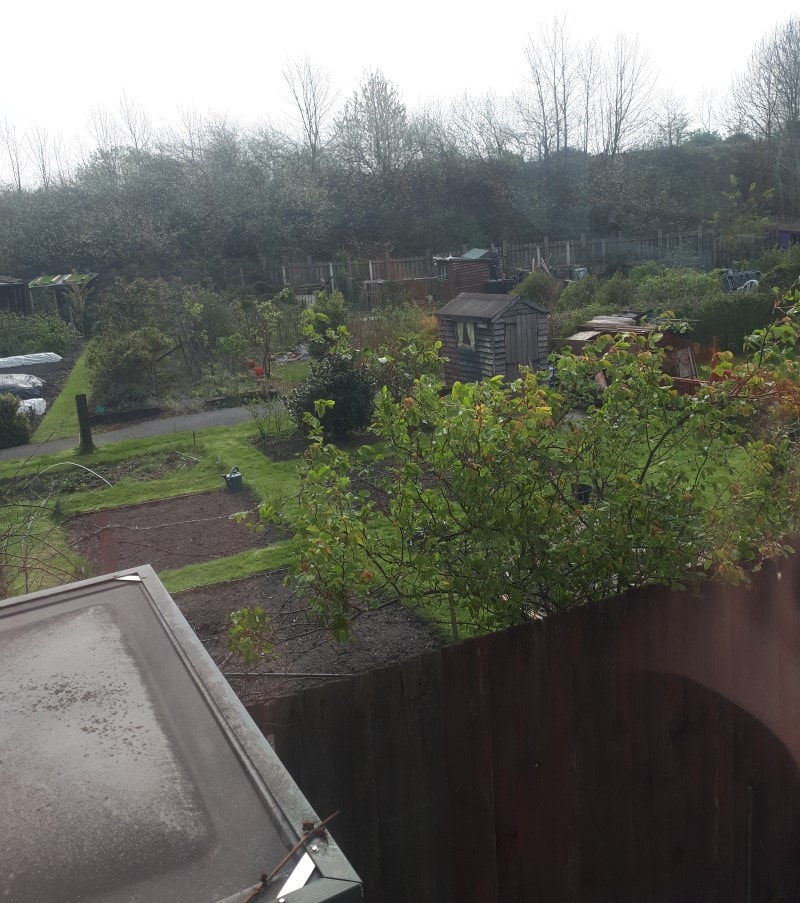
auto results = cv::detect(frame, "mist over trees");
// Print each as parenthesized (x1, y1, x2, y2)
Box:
(0, 16, 797, 287)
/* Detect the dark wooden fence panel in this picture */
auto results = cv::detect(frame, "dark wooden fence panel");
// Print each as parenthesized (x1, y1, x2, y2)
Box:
(249, 547, 800, 902)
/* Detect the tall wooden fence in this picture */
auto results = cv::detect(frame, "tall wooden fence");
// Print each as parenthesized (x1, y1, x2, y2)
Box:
(249, 547, 800, 902)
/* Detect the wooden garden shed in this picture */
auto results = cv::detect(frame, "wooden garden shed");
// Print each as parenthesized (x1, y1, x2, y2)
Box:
(436, 292, 549, 383)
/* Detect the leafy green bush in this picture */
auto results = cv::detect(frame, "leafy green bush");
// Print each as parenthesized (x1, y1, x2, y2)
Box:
(597, 272, 636, 309)
(305, 290, 348, 360)
(286, 350, 376, 439)
(630, 265, 724, 316)
(557, 276, 600, 310)
(0, 314, 74, 357)
(513, 272, 562, 307)
(0, 394, 31, 449)
(692, 294, 775, 351)
(86, 326, 170, 409)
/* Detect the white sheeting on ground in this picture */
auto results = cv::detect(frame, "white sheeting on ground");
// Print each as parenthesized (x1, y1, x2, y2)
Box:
(0, 374, 44, 389)
(18, 398, 47, 416)
(0, 352, 62, 369)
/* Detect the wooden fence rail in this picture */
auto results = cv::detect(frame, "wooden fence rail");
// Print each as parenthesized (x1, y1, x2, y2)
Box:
(249, 545, 800, 902)
(256, 230, 769, 299)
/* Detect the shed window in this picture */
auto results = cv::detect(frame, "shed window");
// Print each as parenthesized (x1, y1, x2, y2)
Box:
(457, 321, 476, 349)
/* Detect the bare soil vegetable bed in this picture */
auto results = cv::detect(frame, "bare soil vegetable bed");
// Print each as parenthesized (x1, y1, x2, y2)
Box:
(2, 449, 201, 501)
(68, 489, 272, 575)
(175, 571, 446, 701)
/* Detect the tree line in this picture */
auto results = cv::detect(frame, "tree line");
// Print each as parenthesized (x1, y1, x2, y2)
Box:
(0, 17, 797, 288)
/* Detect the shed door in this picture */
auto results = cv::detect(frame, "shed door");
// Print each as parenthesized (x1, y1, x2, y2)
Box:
(505, 315, 538, 379)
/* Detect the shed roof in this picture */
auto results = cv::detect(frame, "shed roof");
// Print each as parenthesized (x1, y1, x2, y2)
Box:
(29, 272, 97, 288)
(437, 292, 547, 321)
(0, 567, 361, 903)
(460, 247, 494, 260)
(0, 275, 24, 286)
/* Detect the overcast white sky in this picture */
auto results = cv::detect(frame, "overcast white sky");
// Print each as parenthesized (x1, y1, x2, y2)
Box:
(1, 0, 791, 152)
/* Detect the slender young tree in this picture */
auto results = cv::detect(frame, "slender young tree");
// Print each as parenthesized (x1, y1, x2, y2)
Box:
(283, 57, 336, 175)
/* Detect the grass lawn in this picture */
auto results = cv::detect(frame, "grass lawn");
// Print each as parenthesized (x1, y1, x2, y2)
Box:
(32, 350, 91, 442)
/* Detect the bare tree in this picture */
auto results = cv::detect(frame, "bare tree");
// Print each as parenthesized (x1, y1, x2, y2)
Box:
(649, 91, 691, 147)
(88, 103, 122, 182)
(600, 36, 653, 156)
(577, 40, 601, 154)
(118, 91, 153, 155)
(517, 17, 579, 161)
(697, 87, 719, 135)
(730, 16, 800, 212)
(0, 118, 26, 191)
(283, 57, 336, 174)
(451, 91, 520, 161)
(27, 126, 53, 188)
(333, 69, 416, 180)
(175, 105, 206, 172)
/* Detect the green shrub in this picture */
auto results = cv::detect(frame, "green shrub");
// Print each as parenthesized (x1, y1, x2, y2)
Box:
(305, 290, 348, 360)
(0, 313, 74, 357)
(286, 352, 376, 439)
(557, 276, 600, 310)
(597, 272, 636, 309)
(692, 294, 775, 352)
(513, 272, 562, 308)
(86, 326, 170, 409)
(0, 394, 31, 449)
(630, 266, 724, 316)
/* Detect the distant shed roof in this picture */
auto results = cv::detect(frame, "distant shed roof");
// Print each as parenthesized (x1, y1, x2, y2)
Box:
(460, 247, 494, 260)
(29, 273, 97, 288)
(437, 292, 547, 321)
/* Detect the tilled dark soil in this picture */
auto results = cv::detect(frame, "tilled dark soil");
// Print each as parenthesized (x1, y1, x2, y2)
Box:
(67, 489, 272, 575)
(175, 571, 446, 701)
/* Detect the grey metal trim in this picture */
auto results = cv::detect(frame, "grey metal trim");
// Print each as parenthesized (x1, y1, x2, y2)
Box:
(2, 566, 362, 899)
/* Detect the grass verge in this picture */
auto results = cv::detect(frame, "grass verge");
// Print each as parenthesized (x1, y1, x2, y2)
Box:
(161, 542, 294, 594)
(32, 350, 91, 442)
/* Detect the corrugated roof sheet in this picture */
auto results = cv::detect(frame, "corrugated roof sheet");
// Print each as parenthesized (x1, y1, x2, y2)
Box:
(29, 273, 97, 288)
(0, 567, 361, 903)
(437, 292, 547, 321)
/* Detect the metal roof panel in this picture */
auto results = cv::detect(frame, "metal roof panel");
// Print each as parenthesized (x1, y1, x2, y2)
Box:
(0, 568, 361, 903)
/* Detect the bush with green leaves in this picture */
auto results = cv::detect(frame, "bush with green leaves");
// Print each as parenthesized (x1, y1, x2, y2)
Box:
(0, 313, 74, 357)
(86, 326, 170, 409)
(513, 271, 562, 308)
(0, 394, 31, 449)
(557, 276, 600, 310)
(283, 291, 800, 639)
(286, 338, 376, 439)
(305, 290, 348, 360)
(629, 264, 724, 316)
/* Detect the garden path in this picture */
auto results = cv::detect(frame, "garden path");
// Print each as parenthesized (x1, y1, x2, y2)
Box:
(0, 405, 259, 462)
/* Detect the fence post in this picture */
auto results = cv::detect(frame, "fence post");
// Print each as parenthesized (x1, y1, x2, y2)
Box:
(544, 236, 549, 262)
(566, 240, 571, 267)
(76, 394, 94, 454)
